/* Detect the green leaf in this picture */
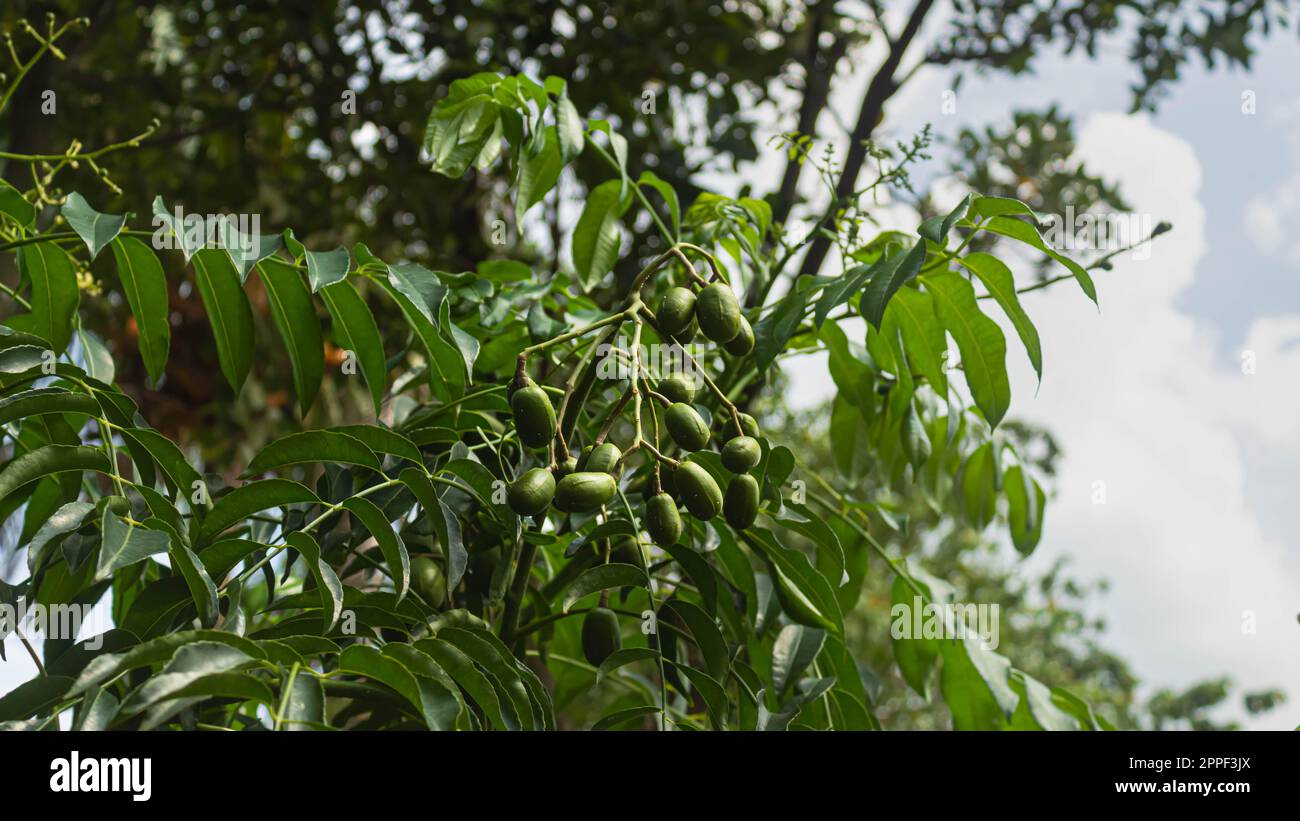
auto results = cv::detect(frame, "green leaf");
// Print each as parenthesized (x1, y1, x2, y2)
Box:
(375, 274, 464, 401)
(752, 287, 805, 370)
(218, 221, 283, 281)
(517, 125, 562, 216)
(940, 636, 1018, 729)
(191, 248, 255, 391)
(921, 271, 1010, 427)
(334, 424, 421, 463)
(979, 214, 1097, 305)
(860, 240, 927, 330)
(571, 179, 628, 292)
(61, 193, 126, 260)
(423, 95, 500, 178)
(667, 661, 728, 729)
(27, 500, 94, 574)
(303, 246, 350, 292)
(97, 509, 171, 581)
(1005, 465, 1046, 556)
(1010, 670, 1082, 731)
(561, 563, 643, 612)
(245, 430, 380, 476)
(595, 648, 660, 684)
(338, 644, 459, 730)
(918, 193, 975, 246)
(21, 242, 80, 353)
(436, 627, 545, 730)
(0, 387, 99, 427)
(151, 196, 206, 260)
(320, 279, 386, 414)
(279, 668, 325, 730)
(342, 496, 410, 602)
(592, 705, 660, 730)
(256, 258, 324, 415)
(120, 426, 202, 498)
(399, 468, 466, 596)
(890, 574, 939, 700)
(883, 286, 948, 395)
(955, 252, 1042, 380)
(0, 180, 35, 228)
(198, 479, 318, 544)
(108, 236, 170, 383)
(637, 170, 681, 239)
(0, 445, 111, 506)
(285, 532, 343, 632)
(416, 638, 515, 730)
(555, 86, 585, 163)
(0, 675, 74, 721)
(960, 442, 999, 530)
(662, 599, 729, 682)
(771, 625, 825, 696)
(170, 541, 218, 626)
(69, 630, 265, 697)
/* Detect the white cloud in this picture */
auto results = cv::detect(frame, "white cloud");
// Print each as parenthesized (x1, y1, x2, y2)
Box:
(1010, 112, 1300, 728)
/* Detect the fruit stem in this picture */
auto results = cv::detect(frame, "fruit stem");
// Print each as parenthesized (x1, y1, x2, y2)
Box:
(638, 308, 745, 437)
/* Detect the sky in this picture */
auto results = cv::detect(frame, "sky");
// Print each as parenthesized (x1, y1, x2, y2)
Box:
(4, 7, 1298, 730)
(736, 16, 1300, 728)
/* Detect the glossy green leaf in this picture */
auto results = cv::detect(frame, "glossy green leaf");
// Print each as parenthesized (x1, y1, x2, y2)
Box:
(21, 242, 79, 353)
(197, 479, 318, 544)
(97, 509, 171, 581)
(62, 193, 126, 260)
(922, 271, 1010, 427)
(285, 532, 343, 632)
(0, 445, 111, 505)
(956, 252, 1042, 380)
(244, 429, 380, 476)
(571, 179, 628, 292)
(860, 240, 927, 330)
(191, 248, 255, 391)
(304, 246, 350, 292)
(343, 496, 410, 602)
(561, 563, 643, 612)
(320, 279, 386, 413)
(1005, 465, 1046, 556)
(979, 214, 1097, 305)
(108, 236, 171, 383)
(256, 258, 324, 415)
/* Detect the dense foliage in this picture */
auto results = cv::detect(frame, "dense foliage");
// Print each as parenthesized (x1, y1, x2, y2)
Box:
(0, 13, 1155, 730)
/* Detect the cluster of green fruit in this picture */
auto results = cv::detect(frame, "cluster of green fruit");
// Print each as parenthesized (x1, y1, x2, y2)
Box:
(503, 276, 767, 667)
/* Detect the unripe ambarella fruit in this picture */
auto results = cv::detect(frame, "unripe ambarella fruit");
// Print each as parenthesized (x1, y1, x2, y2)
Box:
(645, 492, 683, 547)
(656, 286, 697, 337)
(665, 402, 710, 451)
(555, 471, 618, 513)
(721, 435, 761, 473)
(411, 556, 447, 609)
(696, 282, 742, 343)
(511, 383, 556, 449)
(582, 607, 622, 666)
(658, 373, 696, 404)
(674, 462, 723, 521)
(507, 467, 556, 516)
(724, 473, 760, 530)
(579, 442, 622, 474)
(723, 316, 755, 356)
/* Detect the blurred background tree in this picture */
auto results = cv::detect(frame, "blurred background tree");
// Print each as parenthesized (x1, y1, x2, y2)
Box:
(2, 0, 1290, 727)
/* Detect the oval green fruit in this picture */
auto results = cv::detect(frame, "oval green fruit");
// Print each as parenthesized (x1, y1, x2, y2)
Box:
(723, 315, 755, 356)
(674, 462, 723, 521)
(665, 402, 710, 451)
(676, 318, 699, 343)
(739, 412, 761, 438)
(724, 473, 760, 530)
(610, 537, 644, 567)
(721, 435, 762, 473)
(696, 282, 742, 343)
(580, 442, 622, 475)
(411, 556, 447, 609)
(656, 286, 697, 337)
(555, 471, 618, 513)
(658, 373, 695, 404)
(507, 467, 556, 516)
(582, 607, 622, 666)
(554, 455, 578, 479)
(511, 384, 556, 449)
(645, 492, 683, 547)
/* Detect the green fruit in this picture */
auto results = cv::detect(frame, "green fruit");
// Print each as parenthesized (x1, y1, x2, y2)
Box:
(645, 492, 683, 547)
(676, 318, 699, 343)
(665, 402, 710, 451)
(554, 456, 578, 478)
(507, 374, 536, 400)
(610, 537, 644, 567)
(674, 462, 723, 521)
(411, 556, 447, 609)
(581, 607, 622, 666)
(658, 373, 695, 404)
(696, 282, 742, 343)
(723, 316, 755, 356)
(721, 435, 762, 473)
(579, 442, 622, 474)
(511, 384, 556, 449)
(507, 467, 556, 516)
(656, 286, 697, 337)
(555, 471, 618, 513)
(739, 412, 761, 438)
(105, 496, 131, 516)
(724, 473, 760, 530)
